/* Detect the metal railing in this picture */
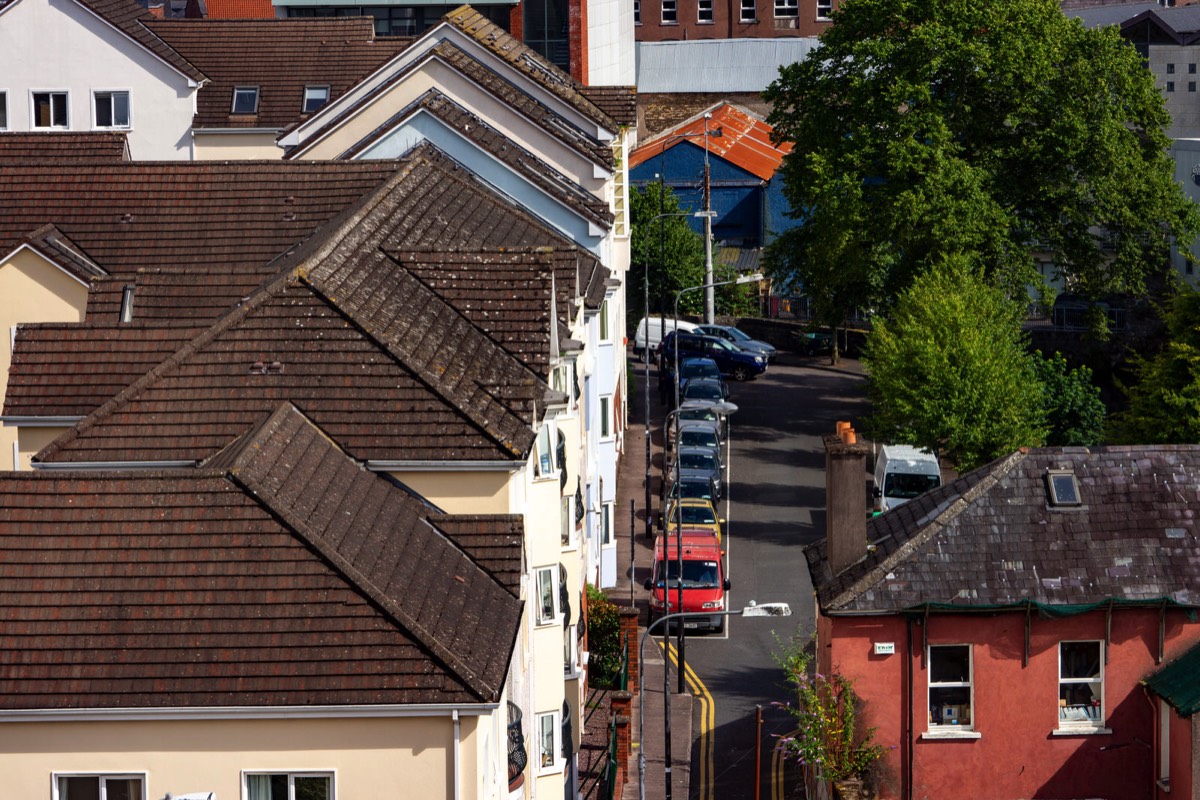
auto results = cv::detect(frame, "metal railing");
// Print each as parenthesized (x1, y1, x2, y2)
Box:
(507, 701, 527, 791)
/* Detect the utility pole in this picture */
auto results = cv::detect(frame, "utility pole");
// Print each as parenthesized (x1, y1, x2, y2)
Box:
(703, 114, 715, 324)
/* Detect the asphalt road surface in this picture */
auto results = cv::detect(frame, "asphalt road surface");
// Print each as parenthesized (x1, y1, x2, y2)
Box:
(681, 353, 870, 800)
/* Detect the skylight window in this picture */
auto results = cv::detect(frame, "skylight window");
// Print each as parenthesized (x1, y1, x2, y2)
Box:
(1047, 470, 1082, 507)
(232, 86, 260, 115)
(302, 86, 330, 114)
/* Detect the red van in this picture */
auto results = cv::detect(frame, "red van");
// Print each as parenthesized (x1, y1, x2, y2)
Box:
(643, 531, 730, 632)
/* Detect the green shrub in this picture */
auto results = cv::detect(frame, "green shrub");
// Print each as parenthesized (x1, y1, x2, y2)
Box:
(586, 584, 622, 688)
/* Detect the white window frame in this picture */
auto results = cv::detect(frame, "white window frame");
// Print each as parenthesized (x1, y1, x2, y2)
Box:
(31, 90, 69, 129)
(535, 422, 565, 479)
(1058, 640, 1105, 731)
(698, 0, 713, 22)
(0, 91, 8, 130)
(242, 770, 335, 799)
(926, 644, 975, 734)
(599, 298, 611, 342)
(816, 0, 832, 17)
(564, 622, 580, 676)
(536, 710, 563, 773)
(634, 0, 641, 24)
(53, 772, 146, 800)
(599, 395, 613, 440)
(601, 501, 615, 546)
(302, 85, 330, 113)
(774, 0, 798, 18)
(232, 86, 260, 114)
(740, 0, 756, 21)
(561, 494, 576, 549)
(92, 89, 131, 130)
(661, 0, 677, 23)
(535, 565, 561, 626)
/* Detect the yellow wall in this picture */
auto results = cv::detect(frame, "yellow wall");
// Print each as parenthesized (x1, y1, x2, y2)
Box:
(16, 427, 69, 470)
(0, 713, 484, 800)
(0, 250, 89, 470)
(193, 133, 283, 160)
(387, 470, 513, 514)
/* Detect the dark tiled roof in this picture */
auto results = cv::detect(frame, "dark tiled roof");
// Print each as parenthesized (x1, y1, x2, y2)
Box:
(806, 446, 1200, 614)
(213, 403, 521, 701)
(14, 224, 107, 283)
(0, 161, 399, 281)
(0, 132, 129, 161)
(84, 269, 275, 323)
(580, 86, 637, 127)
(428, 514, 523, 596)
(0, 404, 521, 709)
(78, 0, 206, 82)
(4, 322, 203, 417)
(341, 90, 613, 229)
(145, 18, 412, 129)
(1144, 637, 1200, 717)
(442, 6, 617, 133)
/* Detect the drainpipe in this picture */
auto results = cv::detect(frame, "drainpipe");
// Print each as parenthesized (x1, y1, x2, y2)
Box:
(1142, 687, 1158, 800)
(906, 616, 915, 800)
(453, 709, 462, 800)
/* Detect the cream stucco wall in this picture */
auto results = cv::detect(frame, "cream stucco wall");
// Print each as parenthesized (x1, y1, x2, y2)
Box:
(0, 250, 89, 470)
(385, 468, 514, 515)
(0, 712, 494, 800)
(15, 426, 69, 470)
(0, 0, 196, 159)
(193, 132, 282, 160)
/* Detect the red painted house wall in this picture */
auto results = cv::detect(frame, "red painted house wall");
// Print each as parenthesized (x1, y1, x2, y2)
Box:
(1159, 711, 1194, 799)
(824, 609, 1200, 800)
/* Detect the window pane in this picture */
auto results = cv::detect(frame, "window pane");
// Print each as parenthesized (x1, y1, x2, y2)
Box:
(539, 714, 555, 767)
(538, 569, 555, 622)
(295, 776, 331, 800)
(1061, 641, 1100, 680)
(0, 92, 7, 128)
(113, 92, 129, 126)
(52, 93, 67, 125)
(59, 777, 100, 800)
(930, 645, 970, 683)
(929, 686, 971, 724)
(96, 93, 112, 128)
(105, 778, 141, 800)
(233, 87, 259, 113)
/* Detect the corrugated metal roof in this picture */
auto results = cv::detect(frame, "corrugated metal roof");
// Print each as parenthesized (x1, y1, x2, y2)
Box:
(635, 38, 819, 93)
(629, 102, 791, 181)
(1144, 637, 1200, 717)
(1064, 3, 1159, 28)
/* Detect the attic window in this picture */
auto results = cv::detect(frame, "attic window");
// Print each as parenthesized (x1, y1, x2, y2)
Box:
(232, 86, 260, 114)
(119, 285, 135, 323)
(303, 86, 330, 114)
(1047, 470, 1082, 507)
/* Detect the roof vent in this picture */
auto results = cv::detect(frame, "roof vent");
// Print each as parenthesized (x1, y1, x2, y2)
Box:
(120, 213, 133, 224)
(1046, 470, 1082, 507)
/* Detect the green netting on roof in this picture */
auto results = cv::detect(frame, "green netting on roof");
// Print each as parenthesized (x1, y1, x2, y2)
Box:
(902, 598, 1199, 620)
(1144, 639, 1200, 717)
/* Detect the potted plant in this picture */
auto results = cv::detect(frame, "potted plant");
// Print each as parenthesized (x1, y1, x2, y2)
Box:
(775, 636, 884, 799)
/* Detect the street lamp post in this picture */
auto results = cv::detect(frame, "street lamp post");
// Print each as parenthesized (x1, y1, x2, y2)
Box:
(637, 603, 791, 800)
(668, 273, 763, 694)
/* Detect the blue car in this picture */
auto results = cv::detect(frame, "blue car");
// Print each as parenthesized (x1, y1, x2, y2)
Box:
(659, 332, 767, 382)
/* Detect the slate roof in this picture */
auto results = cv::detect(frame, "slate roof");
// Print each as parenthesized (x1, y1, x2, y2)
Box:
(145, 18, 411, 129)
(75, 0, 206, 83)
(0, 402, 522, 709)
(0, 160, 399, 284)
(337, 89, 613, 229)
(1144, 637, 1200, 717)
(442, 5, 618, 133)
(33, 147, 553, 466)
(0, 132, 129, 161)
(806, 446, 1200, 614)
(631, 102, 791, 182)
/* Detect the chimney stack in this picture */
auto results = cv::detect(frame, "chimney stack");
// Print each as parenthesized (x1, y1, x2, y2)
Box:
(824, 422, 869, 575)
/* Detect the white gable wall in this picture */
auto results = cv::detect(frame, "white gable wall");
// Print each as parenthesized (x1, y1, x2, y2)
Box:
(0, 0, 196, 159)
(585, 0, 635, 86)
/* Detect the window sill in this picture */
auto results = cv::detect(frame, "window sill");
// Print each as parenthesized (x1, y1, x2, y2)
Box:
(660, 21, 679, 25)
(921, 729, 981, 740)
(537, 762, 565, 777)
(533, 473, 562, 484)
(697, 19, 714, 24)
(774, 13, 799, 18)
(1051, 727, 1112, 736)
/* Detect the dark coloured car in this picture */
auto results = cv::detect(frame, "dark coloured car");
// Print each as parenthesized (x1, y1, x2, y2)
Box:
(695, 324, 777, 361)
(672, 356, 724, 400)
(660, 332, 767, 382)
(681, 377, 730, 405)
(666, 446, 723, 503)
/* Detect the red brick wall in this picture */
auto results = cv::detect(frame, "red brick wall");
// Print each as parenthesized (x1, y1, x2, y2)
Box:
(635, 0, 833, 41)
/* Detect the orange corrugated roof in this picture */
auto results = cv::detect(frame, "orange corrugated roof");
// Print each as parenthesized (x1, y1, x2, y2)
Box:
(630, 103, 792, 182)
(205, 0, 274, 18)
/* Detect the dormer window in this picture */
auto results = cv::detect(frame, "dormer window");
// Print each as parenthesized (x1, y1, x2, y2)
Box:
(302, 86, 330, 113)
(232, 86, 259, 114)
(1047, 470, 1082, 507)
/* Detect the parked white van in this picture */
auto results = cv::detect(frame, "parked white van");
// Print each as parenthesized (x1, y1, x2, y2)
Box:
(633, 317, 698, 362)
(873, 445, 941, 512)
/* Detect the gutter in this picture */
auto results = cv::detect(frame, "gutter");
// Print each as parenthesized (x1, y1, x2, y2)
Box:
(0, 703, 498, 723)
(31, 460, 196, 471)
(0, 416, 83, 427)
(368, 460, 520, 472)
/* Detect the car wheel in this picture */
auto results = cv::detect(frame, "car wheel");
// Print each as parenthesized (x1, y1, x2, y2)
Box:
(732, 365, 751, 382)
(715, 616, 726, 635)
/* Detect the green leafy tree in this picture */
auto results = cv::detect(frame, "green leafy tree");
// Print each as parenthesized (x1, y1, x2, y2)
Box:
(1110, 289, 1200, 443)
(864, 257, 1047, 469)
(764, 0, 1198, 312)
(631, 182, 706, 318)
(1034, 351, 1106, 446)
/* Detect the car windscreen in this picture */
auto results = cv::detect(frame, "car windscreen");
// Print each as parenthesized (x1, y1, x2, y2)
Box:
(669, 505, 717, 525)
(711, 338, 738, 352)
(654, 559, 721, 588)
(680, 452, 717, 471)
(676, 481, 714, 501)
(884, 472, 941, 499)
(678, 408, 718, 423)
(684, 382, 724, 401)
(725, 328, 751, 342)
(681, 360, 720, 379)
(678, 429, 719, 449)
